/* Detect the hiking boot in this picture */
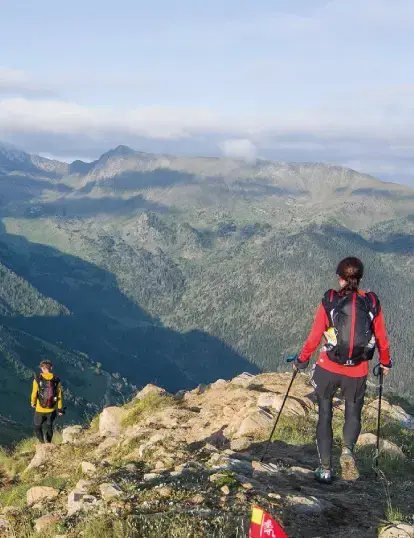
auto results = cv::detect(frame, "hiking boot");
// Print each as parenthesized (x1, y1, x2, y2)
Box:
(314, 466, 332, 484)
(340, 448, 360, 481)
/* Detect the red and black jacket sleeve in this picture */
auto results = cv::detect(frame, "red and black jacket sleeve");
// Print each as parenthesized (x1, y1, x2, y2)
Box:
(297, 304, 329, 364)
(372, 307, 391, 367)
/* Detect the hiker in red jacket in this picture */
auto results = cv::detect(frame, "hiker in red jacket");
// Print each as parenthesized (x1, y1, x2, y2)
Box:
(294, 257, 392, 483)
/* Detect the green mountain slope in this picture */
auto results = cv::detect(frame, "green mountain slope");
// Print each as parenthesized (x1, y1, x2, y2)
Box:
(0, 143, 413, 412)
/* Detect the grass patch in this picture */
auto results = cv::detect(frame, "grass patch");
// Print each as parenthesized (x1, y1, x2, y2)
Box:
(212, 471, 239, 489)
(384, 505, 405, 524)
(122, 393, 175, 427)
(89, 413, 100, 433)
(271, 415, 317, 446)
(127, 512, 249, 537)
(77, 514, 125, 538)
(0, 476, 67, 508)
(14, 437, 37, 455)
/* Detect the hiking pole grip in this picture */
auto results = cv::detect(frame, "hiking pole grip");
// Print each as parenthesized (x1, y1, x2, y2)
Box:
(260, 369, 298, 463)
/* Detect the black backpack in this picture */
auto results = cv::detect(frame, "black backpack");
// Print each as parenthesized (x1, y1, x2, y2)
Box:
(36, 375, 60, 409)
(322, 289, 379, 366)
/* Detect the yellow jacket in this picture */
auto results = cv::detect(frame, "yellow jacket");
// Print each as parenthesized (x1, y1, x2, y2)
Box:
(31, 373, 63, 413)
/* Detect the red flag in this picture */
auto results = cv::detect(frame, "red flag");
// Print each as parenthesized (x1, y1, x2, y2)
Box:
(249, 505, 289, 538)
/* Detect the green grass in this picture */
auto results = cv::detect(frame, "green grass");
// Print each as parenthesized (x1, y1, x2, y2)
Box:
(384, 505, 405, 525)
(78, 514, 125, 538)
(122, 393, 175, 428)
(0, 476, 67, 508)
(14, 437, 38, 455)
(271, 415, 317, 445)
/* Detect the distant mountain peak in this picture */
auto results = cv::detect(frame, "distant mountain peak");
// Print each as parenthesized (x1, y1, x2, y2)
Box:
(100, 145, 136, 160)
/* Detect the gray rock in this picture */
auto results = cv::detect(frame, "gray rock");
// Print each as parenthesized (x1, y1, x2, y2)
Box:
(357, 434, 406, 458)
(67, 489, 98, 516)
(288, 495, 328, 514)
(379, 524, 414, 538)
(99, 407, 127, 437)
(62, 425, 84, 444)
(26, 444, 57, 470)
(237, 409, 273, 437)
(210, 379, 228, 389)
(95, 436, 119, 455)
(289, 466, 314, 477)
(231, 372, 256, 387)
(99, 483, 123, 500)
(135, 384, 167, 400)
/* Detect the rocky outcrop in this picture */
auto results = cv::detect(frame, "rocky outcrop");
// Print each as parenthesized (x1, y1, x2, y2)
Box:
(62, 425, 84, 444)
(99, 406, 127, 437)
(0, 372, 412, 538)
(26, 444, 57, 470)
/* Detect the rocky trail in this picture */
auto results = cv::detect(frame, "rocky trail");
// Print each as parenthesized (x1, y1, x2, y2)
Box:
(0, 372, 412, 538)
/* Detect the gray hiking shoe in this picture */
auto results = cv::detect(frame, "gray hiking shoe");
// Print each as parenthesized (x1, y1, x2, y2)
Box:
(314, 466, 332, 484)
(340, 448, 360, 481)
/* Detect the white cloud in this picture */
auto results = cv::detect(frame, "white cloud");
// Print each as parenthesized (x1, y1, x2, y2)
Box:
(220, 138, 257, 163)
(0, 67, 56, 96)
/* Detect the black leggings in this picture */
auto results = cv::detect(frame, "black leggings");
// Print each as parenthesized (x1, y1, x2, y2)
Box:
(312, 366, 367, 468)
(34, 411, 57, 443)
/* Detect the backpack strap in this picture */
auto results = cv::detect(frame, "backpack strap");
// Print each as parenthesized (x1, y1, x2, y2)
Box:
(365, 291, 380, 319)
(322, 289, 340, 325)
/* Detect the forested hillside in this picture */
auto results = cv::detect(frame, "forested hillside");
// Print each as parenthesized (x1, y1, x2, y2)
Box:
(0, 143, 413, 426)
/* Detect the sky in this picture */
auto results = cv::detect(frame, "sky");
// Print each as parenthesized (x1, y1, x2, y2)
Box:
(1, 0, 414, 186)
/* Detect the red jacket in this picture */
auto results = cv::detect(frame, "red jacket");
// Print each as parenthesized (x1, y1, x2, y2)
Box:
(298, 292, 391, 378)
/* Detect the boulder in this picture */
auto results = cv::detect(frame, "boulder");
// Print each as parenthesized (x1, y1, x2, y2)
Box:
(237, 409, 273, 437)
(357, 434, 406, 458)
(257, 393, 308, 416)
(99, 407, 127, 437)
(366, 400, 414, 430)
(67, 489, 98, 516)
(27, 486, 59, 506)
(210, 379, 228, 390)
(34, 514, 60, 533)
(99, 483, 123, 500)
(135, 384, 167, 400)
(288, 495, 328, 515)
(231, 372, 256, 387)
(62, 425, 83, 444)
(26, 444, 57, 470)
(378, 524, 414, 537)
(95, 436, 119, 454)
(174, 390, 186, 401)
(81, 461, 97, 476)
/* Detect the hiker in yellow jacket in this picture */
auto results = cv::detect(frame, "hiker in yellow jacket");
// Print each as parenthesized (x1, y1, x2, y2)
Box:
(31, 360, 63, 443)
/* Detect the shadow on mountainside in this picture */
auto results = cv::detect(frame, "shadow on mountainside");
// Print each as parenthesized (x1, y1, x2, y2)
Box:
(0, 225, 258, 396)
(21, 193, 167, 219)
(230, 439, 411, 538)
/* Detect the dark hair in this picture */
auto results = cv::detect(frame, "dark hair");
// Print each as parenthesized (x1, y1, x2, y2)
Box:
(40, 360, 53, 370)
(336, 257, 364, 292)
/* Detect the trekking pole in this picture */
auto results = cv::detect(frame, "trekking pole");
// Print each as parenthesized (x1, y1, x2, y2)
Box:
(260, 356, 298, 463)
(372, 362, 384, 473)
